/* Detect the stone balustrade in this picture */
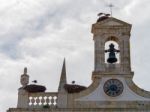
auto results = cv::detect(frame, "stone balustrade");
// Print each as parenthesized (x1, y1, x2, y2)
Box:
(28, 92, 58, 108)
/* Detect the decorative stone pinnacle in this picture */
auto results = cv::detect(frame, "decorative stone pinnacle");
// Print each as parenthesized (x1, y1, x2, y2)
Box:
(24, 67, 27, 74)
(20, 67, 29, 87)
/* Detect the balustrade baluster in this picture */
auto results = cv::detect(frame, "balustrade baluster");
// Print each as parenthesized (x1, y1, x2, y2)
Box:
(33, 97, 37, 105)
(31, 97, 35, 106)
(41, 97, 45, 105)
(46, 96, 50, 105)
(51, 96, 55, 105)
(49, 96, 52, 105)
(29, 97, 33, 105)
(53, 96, 57, 106)
(36, 97, 40, 105)
(39, 96, 42, 105)
(43, 96, 47, 105)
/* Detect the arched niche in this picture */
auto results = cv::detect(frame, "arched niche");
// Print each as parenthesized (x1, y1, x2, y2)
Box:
(104, 36, 120, 64)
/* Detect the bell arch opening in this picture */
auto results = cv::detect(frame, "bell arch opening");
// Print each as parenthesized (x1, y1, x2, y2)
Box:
(105, 36, 119, 43)
(105, 40, 120, 64)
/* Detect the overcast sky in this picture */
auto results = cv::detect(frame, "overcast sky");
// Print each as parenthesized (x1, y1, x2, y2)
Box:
(0, 0, 150, 112)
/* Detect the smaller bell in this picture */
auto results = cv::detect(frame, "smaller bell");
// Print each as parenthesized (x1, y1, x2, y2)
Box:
(105, 43, 120, 64)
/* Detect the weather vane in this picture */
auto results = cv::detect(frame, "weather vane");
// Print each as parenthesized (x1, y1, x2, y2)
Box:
(107, 3, 114, 17)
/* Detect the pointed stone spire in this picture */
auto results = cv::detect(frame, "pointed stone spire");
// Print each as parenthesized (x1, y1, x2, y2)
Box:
(58, 58, 67, 92)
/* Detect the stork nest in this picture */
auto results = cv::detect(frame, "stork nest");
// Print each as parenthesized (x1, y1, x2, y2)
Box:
(24, 84, 46, 93)
(97, 16, 109, 22)
(64, 84, 87, 93)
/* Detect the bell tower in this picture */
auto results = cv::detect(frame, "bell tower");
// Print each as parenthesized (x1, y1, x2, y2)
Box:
(92, 15, 132, 78)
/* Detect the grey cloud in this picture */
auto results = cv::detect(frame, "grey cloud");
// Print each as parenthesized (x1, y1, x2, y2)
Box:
(0, 0, 150, 112)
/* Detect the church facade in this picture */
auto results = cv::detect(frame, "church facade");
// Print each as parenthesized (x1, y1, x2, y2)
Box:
(7, 15, 150, 112)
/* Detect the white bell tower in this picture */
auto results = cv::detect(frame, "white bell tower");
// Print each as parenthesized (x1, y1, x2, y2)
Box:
(92, 16, 132, 79)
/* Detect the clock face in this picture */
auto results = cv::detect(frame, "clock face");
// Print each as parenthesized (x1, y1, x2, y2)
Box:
(103, 79, 123, 97)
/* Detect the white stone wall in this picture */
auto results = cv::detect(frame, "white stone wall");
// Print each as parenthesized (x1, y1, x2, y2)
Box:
(76, 77, 150, 101)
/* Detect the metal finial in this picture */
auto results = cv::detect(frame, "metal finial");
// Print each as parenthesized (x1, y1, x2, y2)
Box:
(107, 3, 114, 17)
(24, 67, 27, 74)
(107, 3, 115, 17)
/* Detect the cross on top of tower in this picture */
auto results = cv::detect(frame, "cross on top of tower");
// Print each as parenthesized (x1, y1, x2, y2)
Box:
(107, 3, 114, 17)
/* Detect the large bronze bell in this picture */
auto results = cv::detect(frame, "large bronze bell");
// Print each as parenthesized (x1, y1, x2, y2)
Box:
(105, 43, 120, 64)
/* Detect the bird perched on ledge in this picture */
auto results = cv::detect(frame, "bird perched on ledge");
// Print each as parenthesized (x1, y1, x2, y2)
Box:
(32, 80, 37, 84)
